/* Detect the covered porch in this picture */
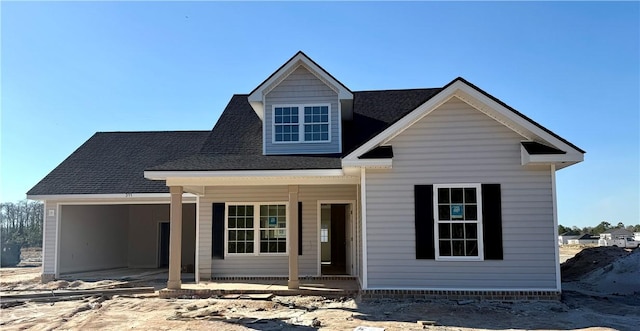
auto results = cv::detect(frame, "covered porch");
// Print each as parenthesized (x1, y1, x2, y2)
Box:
(151, 169, 364, 292)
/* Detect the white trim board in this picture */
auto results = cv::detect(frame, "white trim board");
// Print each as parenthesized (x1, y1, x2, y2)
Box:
(145, 169, 345, 180)
(343, 79, 584, 167)
(28, 193, 198, 202)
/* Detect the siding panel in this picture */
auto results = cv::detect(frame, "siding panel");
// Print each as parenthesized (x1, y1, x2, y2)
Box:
(42, 201, 58, 275)
(365, 97, 556, 290)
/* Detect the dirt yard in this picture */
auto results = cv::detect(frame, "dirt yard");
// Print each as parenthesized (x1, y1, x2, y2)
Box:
(1, 246, 638, 331)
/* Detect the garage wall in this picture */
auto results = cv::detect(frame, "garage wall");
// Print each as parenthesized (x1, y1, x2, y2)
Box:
(128, 204, 196, 268)
(59, 205, 129, 273)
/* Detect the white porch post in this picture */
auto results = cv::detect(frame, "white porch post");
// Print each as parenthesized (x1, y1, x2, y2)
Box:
(167, 186, 183, 290)
(288, 185, 299, 289)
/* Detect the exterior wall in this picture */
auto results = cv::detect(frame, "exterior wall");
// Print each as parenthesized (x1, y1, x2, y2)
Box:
(558, 235, 579, 246)
(42, 201, 59, 278)
(59, 205, 129, 273)
(198, 185, 356, 277)
(128, 204, 196, 268)
(264, 65, 340, 155)
(364, 97, 557, 290)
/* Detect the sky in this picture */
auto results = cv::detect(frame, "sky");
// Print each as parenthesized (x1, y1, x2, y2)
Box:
(1, 1, 638, 229)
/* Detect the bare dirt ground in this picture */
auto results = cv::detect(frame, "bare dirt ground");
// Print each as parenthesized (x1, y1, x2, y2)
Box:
(1, 246, 639, 331)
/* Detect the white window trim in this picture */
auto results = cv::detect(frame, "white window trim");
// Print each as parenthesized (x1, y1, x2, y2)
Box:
(224, 202, 289, 257)
(433, 183, 484, 261)
(272, 104, 332, 144)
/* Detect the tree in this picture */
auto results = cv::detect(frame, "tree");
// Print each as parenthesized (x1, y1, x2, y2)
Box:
(558, 224, 569, 234)
(591, 221, 612, 235)
(0, 200, 44, 247)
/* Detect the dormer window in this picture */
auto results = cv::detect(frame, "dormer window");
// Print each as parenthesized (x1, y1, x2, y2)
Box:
(303, 106, 329, 142)
(272, 104, 330, 143)
(274, 106, 300, 142)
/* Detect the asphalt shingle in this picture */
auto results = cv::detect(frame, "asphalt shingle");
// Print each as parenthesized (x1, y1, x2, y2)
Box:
(27, 131, 209, 195)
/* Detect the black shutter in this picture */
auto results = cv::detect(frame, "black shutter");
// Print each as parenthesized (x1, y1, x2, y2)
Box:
(415, 185, 435, 259)
(298, 202, 303, 256)
(482, 184, 503, 260)
(212, 203, 225, 259)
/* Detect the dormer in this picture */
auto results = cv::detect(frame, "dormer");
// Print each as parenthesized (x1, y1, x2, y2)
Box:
(248, 52, 353, 155)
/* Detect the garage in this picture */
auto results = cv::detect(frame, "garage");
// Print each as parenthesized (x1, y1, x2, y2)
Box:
(56, 203, 195, 275)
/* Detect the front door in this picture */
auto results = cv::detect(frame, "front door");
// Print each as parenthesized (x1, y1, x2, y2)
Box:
(321, 204, 350, 275)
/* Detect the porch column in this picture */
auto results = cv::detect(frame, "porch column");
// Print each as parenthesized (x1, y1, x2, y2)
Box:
(288, 185, 299, 289)
(167, 186, 183, 290)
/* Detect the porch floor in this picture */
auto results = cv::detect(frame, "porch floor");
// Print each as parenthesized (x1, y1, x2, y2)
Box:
(159, 278, 360, 299)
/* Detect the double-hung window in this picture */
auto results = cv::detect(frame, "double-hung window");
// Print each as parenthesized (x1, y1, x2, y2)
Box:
(303, 106, 329, 142)
(226, 203, 288, 255)
(274, 107, 299, 142)
(434, 184, 483, 260)
(273, 104, 330, 143)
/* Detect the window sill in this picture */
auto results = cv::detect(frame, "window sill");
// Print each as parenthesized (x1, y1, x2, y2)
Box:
(225, 253, 289, 257)
(435, 256, 484, 262)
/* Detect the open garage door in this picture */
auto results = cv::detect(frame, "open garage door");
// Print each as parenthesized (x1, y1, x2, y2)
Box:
(57, 203, 195, 275)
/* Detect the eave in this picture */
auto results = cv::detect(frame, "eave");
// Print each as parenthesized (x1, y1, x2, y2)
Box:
(144, 169, 360, 187)
(247, 51, 353, 120)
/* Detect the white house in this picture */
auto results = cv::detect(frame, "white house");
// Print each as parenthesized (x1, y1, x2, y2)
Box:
(28, 52, 584, 300)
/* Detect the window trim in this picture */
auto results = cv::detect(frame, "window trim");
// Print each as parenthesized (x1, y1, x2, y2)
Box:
(433, 183, 484, 261)
(271, 104, 331, 144)
(224, 202, 289, 257)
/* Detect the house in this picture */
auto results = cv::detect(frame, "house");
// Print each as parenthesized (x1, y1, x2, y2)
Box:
(599, 228, 634, 240)
(558, 231, 580, 246)
(567, 234, 599, 245)
(28, 51, 584, 299)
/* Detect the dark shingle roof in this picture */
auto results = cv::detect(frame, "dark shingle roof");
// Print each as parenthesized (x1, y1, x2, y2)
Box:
(29, 78, 584, 195)
(27, 131, 209, 195)
(149, 89, 442, 171)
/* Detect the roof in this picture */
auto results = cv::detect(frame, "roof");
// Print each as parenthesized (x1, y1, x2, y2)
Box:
(28, 74, 584, 196)
(601, 228, 633, 235)
(27, 131, 210, 196)
(455, 77, 585, 154)
(149, 88, 441, 171)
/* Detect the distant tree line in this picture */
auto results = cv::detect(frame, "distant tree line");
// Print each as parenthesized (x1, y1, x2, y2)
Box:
(0, 200, 43, 247)
(559, 221, 640, 236)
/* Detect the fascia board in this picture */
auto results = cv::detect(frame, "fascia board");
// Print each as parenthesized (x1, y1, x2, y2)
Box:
(249, 55, 353, 102)
(27, 193, 198, 202)
(144, 169, 345, 180)
(456, 84, 584, 156)
(341, 159, 392, 168)
(345, 79, 584, 162)
(521, 145, 584, 167)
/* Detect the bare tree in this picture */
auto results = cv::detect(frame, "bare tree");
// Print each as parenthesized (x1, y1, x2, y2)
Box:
(0, 200, 44, 247)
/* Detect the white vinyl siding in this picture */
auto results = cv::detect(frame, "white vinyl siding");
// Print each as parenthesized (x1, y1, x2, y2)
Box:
(365, 97, 556, 290)
(198, 185, 357, 277)
(42, 201, 59, 276)
(264, 66, 340, 154)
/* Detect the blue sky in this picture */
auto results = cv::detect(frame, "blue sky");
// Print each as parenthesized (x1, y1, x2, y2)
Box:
(1, 1, 638, 228)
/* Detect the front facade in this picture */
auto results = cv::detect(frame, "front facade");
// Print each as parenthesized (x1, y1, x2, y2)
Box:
(28, 52, 584, 297)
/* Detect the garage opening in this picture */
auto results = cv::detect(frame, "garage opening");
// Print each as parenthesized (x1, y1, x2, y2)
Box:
(58, 203, 195, 275)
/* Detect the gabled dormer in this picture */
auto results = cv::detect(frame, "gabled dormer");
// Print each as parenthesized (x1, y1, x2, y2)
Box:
(248, 52, 353, 155)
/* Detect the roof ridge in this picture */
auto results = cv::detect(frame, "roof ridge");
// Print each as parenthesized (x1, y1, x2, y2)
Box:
(94, 130, 211, 134)
(353, 87, 442, 93)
